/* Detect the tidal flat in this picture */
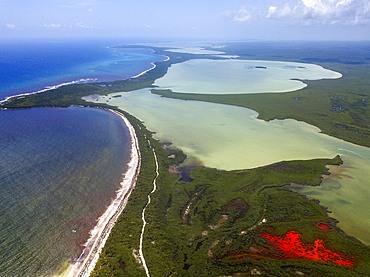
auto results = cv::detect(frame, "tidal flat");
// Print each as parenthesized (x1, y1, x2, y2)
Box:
(87, 57, 370, 245)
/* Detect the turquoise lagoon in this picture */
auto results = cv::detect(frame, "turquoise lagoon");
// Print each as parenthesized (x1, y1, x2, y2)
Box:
(87, 58, 370, 245)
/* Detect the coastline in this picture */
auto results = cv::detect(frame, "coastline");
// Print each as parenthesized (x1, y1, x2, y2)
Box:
(66, 109, 141, 277)
(0, 78, 96, 105)
(0, 47, 170, 106)
(129, 54, 170, 79)
(0, 46, 169, 276)
(2, 41, 369, 275)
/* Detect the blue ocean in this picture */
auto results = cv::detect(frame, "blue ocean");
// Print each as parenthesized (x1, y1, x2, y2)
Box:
(0, 40, 165, 276)
(0, 39, 165, 100)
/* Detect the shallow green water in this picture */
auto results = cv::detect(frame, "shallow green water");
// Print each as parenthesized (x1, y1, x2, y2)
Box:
(292, 155, 370, 245)
(154, 59, 342, 94)
(88, 88, 370, 245)
(86, 57, 369, 245)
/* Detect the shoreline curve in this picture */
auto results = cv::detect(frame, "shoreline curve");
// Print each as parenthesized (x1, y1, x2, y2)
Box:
(0, 48, 170, 105)
(66, 109, 141, 277)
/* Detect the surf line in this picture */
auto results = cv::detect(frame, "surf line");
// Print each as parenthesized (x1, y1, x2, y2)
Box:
(139, 138, 159, 277)
(67, 109, 141, 277)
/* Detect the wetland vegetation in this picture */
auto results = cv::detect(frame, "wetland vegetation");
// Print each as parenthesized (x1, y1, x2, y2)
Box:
(2, 41, 369, 276)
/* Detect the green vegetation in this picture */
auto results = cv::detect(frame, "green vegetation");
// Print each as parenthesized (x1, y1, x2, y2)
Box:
(92, 123, 370, 276)
(0, 47, 187, 109)
(3, 43, 369, 149)
(152, 62, 369, 148)
(1, 42, 369, 276)
(1, 62, 166, 108)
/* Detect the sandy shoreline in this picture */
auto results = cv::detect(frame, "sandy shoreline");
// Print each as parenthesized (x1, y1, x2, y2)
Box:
(66, 109, 141, 277)
(0, 78, 96, 105)
(0, 47, 170, 106)
(130, 54, 170, 79)
(0, 46, 167, 276)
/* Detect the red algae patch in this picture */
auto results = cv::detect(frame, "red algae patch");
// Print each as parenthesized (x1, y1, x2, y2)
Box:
(316, 222, 332, 231)
(262, 230, 354, 267)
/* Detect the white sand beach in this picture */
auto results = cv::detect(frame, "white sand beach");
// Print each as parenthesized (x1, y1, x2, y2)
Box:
(65, 110, 141, 277)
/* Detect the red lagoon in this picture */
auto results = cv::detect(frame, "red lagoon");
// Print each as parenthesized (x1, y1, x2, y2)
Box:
(316, 222, 332, 231)
(262, 230, 354, 267)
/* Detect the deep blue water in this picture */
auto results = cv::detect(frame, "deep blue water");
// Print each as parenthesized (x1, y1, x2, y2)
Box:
(0, 39, 166, 100)
(0, 40, 164, 276)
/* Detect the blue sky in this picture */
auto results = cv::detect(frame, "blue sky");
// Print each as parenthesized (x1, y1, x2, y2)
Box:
(1, 0, 369, 41)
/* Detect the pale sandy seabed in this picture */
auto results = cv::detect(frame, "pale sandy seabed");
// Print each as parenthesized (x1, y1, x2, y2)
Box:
(154, 59, 342, 94)
(143, 43, 237, 56)
(85, 58, 370, 246)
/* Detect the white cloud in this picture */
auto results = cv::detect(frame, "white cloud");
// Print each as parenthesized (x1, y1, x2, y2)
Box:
(336, 0, 354, 8)
(266, 0, 370, 25)
(267, 6, 278, 18)
(43, 23, 63, 28)
(6, 23, 16, 29)
(266, 6, 278, 17)
(301, 0, 349, 17)
(233, 5, 252, 22)
(267, 4, 293, 18)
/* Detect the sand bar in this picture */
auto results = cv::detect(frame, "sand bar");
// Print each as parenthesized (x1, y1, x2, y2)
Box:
(66, 109, 141, 277)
